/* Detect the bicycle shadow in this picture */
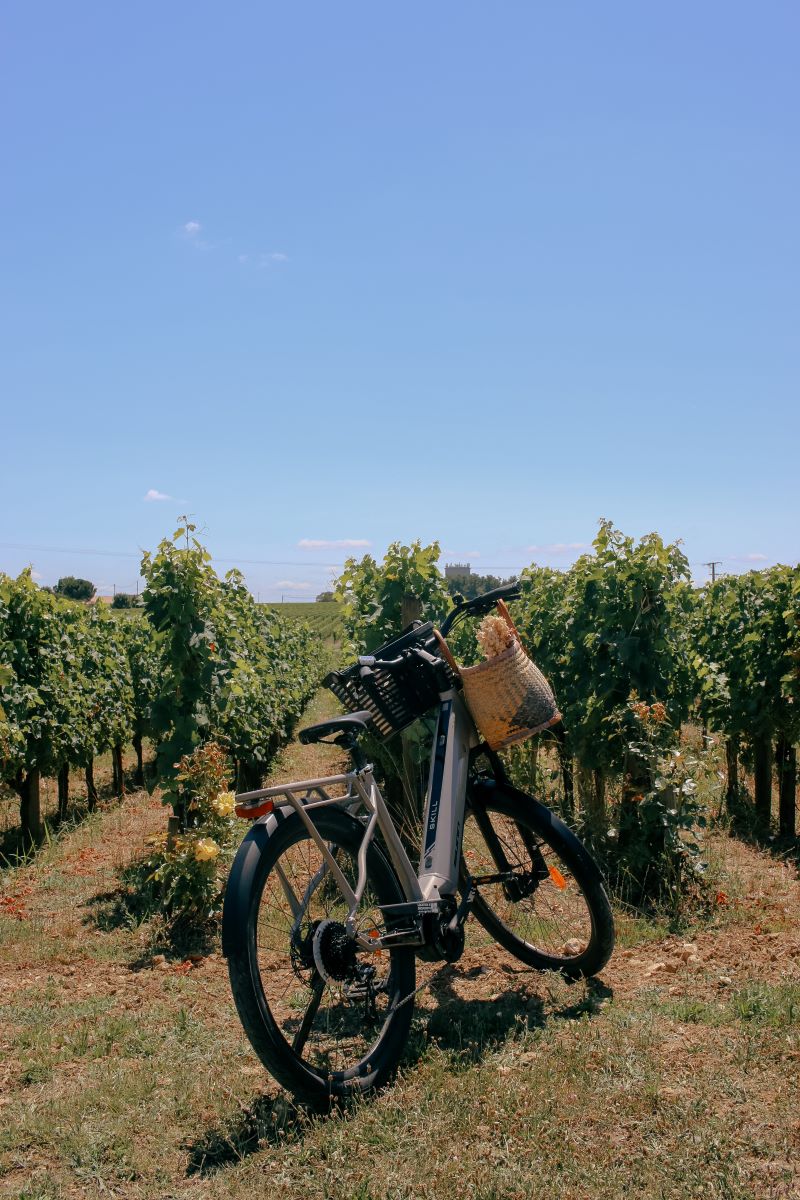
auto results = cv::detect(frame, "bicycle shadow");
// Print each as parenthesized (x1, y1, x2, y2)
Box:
(185, 965, 612, 1178)
(418, 963, 612, 1064)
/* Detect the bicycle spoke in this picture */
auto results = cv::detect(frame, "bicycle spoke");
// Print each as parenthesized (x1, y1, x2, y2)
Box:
(292, 974, 325, 1054)
(465, 806, 593, 959)
(254, 830, 399, 1076)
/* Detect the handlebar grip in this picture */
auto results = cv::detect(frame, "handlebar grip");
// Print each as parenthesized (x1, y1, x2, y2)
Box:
(480, 583, 521, 605)
(360, 647, 446, 673)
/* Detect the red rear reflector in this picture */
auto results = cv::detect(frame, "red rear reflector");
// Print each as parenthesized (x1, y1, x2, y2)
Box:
(235, 798, 275, 821)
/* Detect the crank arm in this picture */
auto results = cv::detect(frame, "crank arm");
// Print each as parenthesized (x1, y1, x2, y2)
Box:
(448, 879, 477, 933)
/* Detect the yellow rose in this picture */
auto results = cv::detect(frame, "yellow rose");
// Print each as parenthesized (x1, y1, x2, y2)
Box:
(194, 837, 220, 863)
(212, 791, 236, 818)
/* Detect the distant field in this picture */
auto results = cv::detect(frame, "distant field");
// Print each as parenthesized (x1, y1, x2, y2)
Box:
(265, 600, 343, 640)
(104, 599, 344, 639)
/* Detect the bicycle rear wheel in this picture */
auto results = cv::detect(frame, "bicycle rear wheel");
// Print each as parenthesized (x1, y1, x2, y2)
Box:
(224, 808, 416, 1107)
(462, 786, 614, 978)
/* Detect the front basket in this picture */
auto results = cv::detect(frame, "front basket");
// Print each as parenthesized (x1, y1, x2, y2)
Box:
(436, 599, 560, 750)
(458, 638, 561, 750)
(325, 622, 458, 742)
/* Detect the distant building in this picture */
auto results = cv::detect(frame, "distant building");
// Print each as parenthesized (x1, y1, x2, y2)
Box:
(445, 562, 472, 580)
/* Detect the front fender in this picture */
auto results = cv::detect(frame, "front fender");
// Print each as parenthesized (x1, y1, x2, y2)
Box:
(468, 776, 606, 885)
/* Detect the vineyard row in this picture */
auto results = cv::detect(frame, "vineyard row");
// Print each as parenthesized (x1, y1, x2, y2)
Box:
(1, 525, 323, 844)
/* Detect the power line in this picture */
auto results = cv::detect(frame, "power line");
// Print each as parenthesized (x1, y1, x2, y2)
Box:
(0, 540, 139, 560)
(0, 539, 529, 573)
(0, 541, 346, 569)
(3, 540, 762, 580)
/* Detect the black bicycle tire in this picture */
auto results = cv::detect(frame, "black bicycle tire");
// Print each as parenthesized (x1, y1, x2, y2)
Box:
(463, 788, 614, 978)
(224, 807, 416, 1107)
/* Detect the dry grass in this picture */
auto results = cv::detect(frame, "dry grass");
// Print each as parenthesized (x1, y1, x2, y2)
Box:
(1, 703, 799, 1199)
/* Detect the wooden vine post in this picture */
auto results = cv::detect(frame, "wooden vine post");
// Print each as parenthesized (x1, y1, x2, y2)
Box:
(776, 737, 796, 838)
(17, 768, 42, 845)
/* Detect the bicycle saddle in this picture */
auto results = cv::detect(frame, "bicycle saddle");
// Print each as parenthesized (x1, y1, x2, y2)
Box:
(298, 711, 373, 745)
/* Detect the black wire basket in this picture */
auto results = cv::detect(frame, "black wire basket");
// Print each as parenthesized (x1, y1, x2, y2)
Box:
(325, 622, 458, 742)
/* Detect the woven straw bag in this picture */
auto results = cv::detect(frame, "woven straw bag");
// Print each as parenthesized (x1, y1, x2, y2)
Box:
(435, 600, 561, 751)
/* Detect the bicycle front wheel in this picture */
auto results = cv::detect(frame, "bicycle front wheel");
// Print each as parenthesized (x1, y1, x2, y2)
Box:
(224, 807, 416, 1107)
(462, 786, 614, 978)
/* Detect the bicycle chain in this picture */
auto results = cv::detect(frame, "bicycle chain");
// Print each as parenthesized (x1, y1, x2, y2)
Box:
(387, 970, 437, 1016)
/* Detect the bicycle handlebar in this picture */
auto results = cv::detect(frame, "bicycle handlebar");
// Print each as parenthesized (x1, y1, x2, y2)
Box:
(439, 582, 521, 636)
(358, 654, 403, 670)
(358, 645, 442, 673)
(356, 584, 522, 674)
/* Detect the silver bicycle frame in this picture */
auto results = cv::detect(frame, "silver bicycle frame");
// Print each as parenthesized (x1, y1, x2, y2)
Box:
(233, 688, 480, 950)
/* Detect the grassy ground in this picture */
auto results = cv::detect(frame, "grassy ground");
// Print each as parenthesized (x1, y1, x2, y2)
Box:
(1, 697, 799, 1199)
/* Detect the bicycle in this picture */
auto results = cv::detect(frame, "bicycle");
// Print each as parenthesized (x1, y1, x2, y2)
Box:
(222, 584, 614, 1106)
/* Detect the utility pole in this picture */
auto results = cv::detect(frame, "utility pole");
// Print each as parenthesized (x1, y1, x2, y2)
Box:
(703, 561, 722, 584)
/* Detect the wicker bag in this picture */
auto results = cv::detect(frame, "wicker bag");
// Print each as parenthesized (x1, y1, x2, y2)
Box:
(436, 600, 561, 751)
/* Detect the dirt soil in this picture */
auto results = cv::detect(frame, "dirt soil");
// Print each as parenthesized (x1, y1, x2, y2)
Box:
(1, 699, 798, 1200)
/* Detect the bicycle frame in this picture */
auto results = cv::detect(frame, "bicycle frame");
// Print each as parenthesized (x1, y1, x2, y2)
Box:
(232, 685, 480, 952)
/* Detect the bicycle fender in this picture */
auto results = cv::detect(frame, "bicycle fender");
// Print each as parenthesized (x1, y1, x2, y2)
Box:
(468, 777, 607, 885)
(221, 806, 294, 959)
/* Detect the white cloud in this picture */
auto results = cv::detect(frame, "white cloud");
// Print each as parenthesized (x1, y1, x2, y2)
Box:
(528, 542, 590, 555)
(298, 538, 371, 550)
(183, 221, 201, 237)
(259, 251, 289, 267)
(729, 552, 768, 563)
(144, 488, 173, 502)
(238, 254, 249, 264)
(274, 580, 313, 591)
(31, 569, 43, 580)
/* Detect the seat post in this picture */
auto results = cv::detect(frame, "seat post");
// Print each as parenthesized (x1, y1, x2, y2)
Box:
(339, 733, 368, 772)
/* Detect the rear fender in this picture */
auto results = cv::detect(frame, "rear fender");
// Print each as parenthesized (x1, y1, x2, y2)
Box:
(221, 806, 293, 958)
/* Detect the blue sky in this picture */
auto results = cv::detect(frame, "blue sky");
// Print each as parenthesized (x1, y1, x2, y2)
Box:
(1, 2, 798, 598)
